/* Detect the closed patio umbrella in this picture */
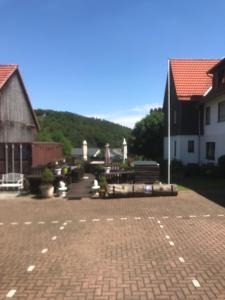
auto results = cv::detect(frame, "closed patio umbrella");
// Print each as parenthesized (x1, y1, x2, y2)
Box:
(82, 140, 88, 161)
(122, 138, 127, 163)
(105, 143, 111, 165)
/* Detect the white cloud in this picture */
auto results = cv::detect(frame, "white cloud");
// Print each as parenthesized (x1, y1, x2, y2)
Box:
(112, 115, 143, 128)
(87, 102, 162, 128)
(130, 103, 161, 113)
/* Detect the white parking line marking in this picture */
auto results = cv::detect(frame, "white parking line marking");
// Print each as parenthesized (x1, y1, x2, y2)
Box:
(59, 226, 64, 230)
(160, 225, 164, 228)
(157, 220, 161, 224)
(79, 219, 86, 222)
(92, 219, 100, 222)
(134, 217, 141, 220)
(165, 235, 170, 239)
(169, 241, 174, 246)
(0, 222, 3, 225)
(192, 279, 200, 288)
(41, 248, 48, 254)
(24, 222, 32, 225)
(11, 222, 18, 225)
(176, 216, 182, 218)
(190, 215, 196, 218)
(179, 257, 185, 263)
(121, 217, 127, 220)
(203, 214, 210, 217)
(38, 221, 45, 224)
(27, 265, 35, 272)
(218, 214, 224, 217)
(63, 222, 67, 226)
(107, 218, 114, 221)
(162, 216, 169, 219)
(6, 289, 16, 298)
(51, 220, 59, 224)
(52, 236, 57, 240)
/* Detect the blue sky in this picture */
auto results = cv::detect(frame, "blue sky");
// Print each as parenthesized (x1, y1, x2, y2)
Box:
(1, 0, 225, 128)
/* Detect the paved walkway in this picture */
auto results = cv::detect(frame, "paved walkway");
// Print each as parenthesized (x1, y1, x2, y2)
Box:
(67, 173, 95, 199)
(0, 190, 225, 299)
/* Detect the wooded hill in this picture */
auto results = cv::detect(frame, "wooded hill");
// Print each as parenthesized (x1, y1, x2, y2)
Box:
(35, 109, 131, 154)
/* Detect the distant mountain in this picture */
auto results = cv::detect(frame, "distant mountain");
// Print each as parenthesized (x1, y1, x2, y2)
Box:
(35, 109, 131, 154)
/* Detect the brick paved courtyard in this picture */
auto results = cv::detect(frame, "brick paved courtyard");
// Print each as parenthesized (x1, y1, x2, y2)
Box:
(0, 191, 225, 299)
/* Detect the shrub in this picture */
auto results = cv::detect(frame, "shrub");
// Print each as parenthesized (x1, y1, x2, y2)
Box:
(41, 168, 54, 184)
(218, 155, 225, 177)
(171, 159, 184, 173)
(99, 176, 108, 190)
(184, 163, 200, 177)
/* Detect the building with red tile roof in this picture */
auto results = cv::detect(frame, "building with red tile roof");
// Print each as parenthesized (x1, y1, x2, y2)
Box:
(0, 64, 63, 175)
(163, 58, 225, 165)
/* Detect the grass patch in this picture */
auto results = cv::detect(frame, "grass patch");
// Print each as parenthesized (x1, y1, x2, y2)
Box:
(172, 176, 225, 191)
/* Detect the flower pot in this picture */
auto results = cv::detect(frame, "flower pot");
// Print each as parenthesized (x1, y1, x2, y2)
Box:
(40, 184, 54, 198)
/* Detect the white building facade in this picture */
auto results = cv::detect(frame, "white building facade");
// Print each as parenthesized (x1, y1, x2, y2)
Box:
(163, 58, 225, 166)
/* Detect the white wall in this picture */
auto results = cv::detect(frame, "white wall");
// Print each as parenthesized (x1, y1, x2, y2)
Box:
(202, 95, 225, 164)
(164, 135, 200, 165)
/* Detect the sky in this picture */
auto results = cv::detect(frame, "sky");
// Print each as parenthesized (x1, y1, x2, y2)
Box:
(1, 0, 225, 128)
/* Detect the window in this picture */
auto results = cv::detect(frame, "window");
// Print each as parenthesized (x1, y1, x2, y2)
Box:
(173, 110, 177, 124)
(206, 142, 215, 160)
(218, 101, 225, 122)
(188, 140, 194, 153)
(174, 141, 176, 157)
(205, 106, 211, 125)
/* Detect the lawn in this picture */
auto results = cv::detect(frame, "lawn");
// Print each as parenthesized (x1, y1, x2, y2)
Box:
(172, 176, 225, 191)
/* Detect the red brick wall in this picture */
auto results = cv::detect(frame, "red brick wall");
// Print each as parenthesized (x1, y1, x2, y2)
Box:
(32, 142, 63, 167)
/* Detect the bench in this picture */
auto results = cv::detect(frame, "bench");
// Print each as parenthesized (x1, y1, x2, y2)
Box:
(0, 173, 24, 190)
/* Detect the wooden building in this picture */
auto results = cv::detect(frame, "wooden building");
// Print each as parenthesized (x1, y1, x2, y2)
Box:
(0, 65, 40, 174)
(0, 65, 64, 174)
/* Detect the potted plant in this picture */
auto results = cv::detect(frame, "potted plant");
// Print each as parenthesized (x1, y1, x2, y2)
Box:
(40, 168, 55, 198)
(99, 176, 108, 198)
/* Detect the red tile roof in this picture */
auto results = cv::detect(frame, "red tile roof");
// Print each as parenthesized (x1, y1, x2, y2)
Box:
(0, 64, 18, 89)
(170, 59, 220, 100)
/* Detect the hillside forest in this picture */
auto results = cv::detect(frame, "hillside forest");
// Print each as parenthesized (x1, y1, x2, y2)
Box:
(35, 108, 164, 160)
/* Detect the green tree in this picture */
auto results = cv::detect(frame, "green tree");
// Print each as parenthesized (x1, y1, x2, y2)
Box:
(51, 131, 73, 156)
(130, 108, 164, 160)
(36, 130, 52, 142)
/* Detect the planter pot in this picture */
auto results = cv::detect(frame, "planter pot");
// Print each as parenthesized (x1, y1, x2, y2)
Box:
(99, 189, 106, 198)
(40, 184, 54, 198)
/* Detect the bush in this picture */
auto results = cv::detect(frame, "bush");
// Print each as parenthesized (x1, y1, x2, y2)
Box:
(41, 168, 54, 184)
(184, 164, 200, 177)
(200, 164, 221, 178)
(171, 159, 184, 173)
(99, 176, 108, 190)
(218, 155, 225, 177)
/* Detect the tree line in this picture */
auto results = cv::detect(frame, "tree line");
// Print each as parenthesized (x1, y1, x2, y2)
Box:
(35, 108, 164, 160)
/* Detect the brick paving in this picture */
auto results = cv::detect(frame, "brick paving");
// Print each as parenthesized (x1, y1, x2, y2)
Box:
(0, 190, 224, 299)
